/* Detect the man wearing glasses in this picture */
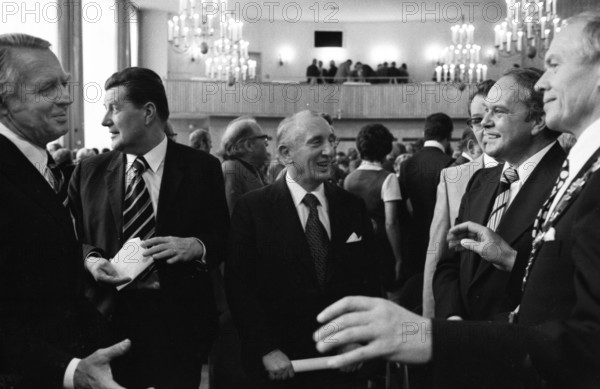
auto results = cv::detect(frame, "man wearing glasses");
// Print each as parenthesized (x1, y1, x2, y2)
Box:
(422, 79, 498, 318)
(225, 110, 381, 389)
(220, 116, 270, 214)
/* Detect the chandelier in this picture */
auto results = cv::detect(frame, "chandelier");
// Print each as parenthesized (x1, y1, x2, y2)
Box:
(494, 0, 563, 60)
(435, 22, 487, 84)
(167, 1, 257, 83)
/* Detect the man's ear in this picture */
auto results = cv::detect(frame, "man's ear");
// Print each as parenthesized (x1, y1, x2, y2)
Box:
(530, 112, 547, 136)
(143, 102, 157, 126)
(278, 144, 292, 164)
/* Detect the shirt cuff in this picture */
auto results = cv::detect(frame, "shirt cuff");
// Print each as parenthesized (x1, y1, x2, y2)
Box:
(63, 358, 81, 389)
(193, 238, 208, 271)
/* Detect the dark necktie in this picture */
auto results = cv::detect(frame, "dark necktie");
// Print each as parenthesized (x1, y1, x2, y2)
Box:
(123, 157, 156, 242)
(531, 159, 569, 238)
(46, 154, 68, 208)
(302, 193, 329, 287)
(486, 166, 519, 231)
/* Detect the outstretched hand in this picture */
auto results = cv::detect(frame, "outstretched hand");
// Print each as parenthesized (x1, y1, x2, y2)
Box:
(313, 296, 432, 369)
(74, 339, 131, 389)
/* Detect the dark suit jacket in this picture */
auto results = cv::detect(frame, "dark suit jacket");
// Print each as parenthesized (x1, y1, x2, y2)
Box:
(222, 158, 266, 215)
(225, 178, 381, 376)
(0, 134, 112, 389)
(434, 143, 566, 321)
(400, 146, 454, 282)
(68, 140, 230, 358)
(432, 146, 600, 389)
(450, 154, 471, 167)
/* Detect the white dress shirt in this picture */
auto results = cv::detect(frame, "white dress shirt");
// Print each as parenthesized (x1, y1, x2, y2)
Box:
(286, 172, 331, 239)
(502, 141, 555, 208)
(548, 118, 600, 217)
(0, 123, 80, 389)
(423, 140, 446, 153)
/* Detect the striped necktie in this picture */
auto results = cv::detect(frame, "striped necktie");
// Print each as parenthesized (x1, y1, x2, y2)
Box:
(123, 157, 156, 242)
(486, 166, 519, 231)
(302, 193, 329, 287)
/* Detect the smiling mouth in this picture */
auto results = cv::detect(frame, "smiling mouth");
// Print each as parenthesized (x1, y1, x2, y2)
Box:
(484, 133, 500, 140)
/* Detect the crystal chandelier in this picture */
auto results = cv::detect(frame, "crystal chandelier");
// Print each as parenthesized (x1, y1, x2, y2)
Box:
(167, 1, 257, 83)
(493, 0, 563, 60)
(435, 22, 487, 83)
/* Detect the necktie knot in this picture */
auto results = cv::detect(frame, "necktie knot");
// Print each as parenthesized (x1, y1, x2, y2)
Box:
(302, 193, 320, 210)
(502, 166, 519, 185)
(132, 157, 149, 174)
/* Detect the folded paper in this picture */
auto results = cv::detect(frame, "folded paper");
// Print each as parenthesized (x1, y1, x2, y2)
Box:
(110, 238, 154, 290)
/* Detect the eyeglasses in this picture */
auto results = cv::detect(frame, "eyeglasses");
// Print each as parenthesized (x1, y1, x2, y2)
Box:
(240, 134, 271, 144)
(466, 117, 483, 128)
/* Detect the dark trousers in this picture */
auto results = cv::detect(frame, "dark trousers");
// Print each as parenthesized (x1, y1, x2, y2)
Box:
(112, 290, 203, 389)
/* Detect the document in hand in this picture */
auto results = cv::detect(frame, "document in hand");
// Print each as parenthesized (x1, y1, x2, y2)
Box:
(110, 238, 154, 290)
(291, 357, 334, 372)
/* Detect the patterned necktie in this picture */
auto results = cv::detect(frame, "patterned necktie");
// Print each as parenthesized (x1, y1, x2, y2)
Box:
(302, 193, 329, 287)
(486, 166, 519, 231)
(45, 155, 68, 208)
(531, 159, 569, 238)
(123, 157, 156, 242)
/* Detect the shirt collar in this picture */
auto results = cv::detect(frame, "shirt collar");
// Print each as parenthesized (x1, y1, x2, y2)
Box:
(285, 171, 328, 210)
(357, 160, 383, 171)
(126, 136, 168, 172)
(0, 122, 48, 175)
(482, 153, 498, 168)
(460, 152, 473, 162)
(501, 141, 556, 184)
(565, 117, 600, 179)
(423, 140, 445, 153)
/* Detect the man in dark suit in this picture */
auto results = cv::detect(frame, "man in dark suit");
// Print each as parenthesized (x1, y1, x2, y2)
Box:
(0, 33, 130, 389)
(225, 110, 381, 389)
(399, 113, 454, 305)
(220, 116, 269, 214)
(314, 12, 600, 389)
(434, 69, 565, 322)
(69, 67, 229, 389)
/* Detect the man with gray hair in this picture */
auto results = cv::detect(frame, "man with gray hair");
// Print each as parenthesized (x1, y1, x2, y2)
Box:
(0, 33, 129, 389)
(220, 116, 269, 213)
(226, 110, 380, 389)
(189, 127, 212, 153)
(315, 12, 600, 389)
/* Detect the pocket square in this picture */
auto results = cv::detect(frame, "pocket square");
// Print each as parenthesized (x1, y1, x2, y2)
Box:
(543, 227, 556, 242)
(346, 232, 362, 243)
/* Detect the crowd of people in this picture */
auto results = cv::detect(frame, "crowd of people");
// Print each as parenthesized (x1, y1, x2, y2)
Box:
(2, 9, 600, 389)
(306, 59, 410, 84)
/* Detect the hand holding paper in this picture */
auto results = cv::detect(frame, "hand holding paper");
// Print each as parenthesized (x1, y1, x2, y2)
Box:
(110, 238, 154, 290)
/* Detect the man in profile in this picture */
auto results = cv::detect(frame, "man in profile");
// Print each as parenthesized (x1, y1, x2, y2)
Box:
(315, 13, 600, 389)
(69, 67, 229, 388)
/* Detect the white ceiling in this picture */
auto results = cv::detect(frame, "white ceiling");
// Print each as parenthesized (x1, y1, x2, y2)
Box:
(135, 0, 504, 22)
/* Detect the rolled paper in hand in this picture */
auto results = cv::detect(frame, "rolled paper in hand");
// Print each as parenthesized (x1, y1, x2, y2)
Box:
(291, 357, 333, 372)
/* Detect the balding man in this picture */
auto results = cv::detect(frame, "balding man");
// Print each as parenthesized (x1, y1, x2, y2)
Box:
(315, 12, 600, 389)
(220, 116, 269, 214)
(225, 110, 380, 389)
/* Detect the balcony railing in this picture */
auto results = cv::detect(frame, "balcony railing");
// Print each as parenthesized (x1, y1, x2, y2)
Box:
(165, 80, 471, 119)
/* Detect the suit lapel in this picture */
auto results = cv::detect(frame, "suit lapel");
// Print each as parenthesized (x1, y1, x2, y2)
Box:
(156, 141, 185, 234)
(0, 135, 73, 238)
(462, 166, 501, 281)
(471, 143, 566, 285)
(269, 178, 320, 289)
(105, 152, 125, 238)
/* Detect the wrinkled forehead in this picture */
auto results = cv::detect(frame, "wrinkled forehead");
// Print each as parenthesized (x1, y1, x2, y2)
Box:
(295, 116, 332, 141)
(11, 48, 68, 84)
